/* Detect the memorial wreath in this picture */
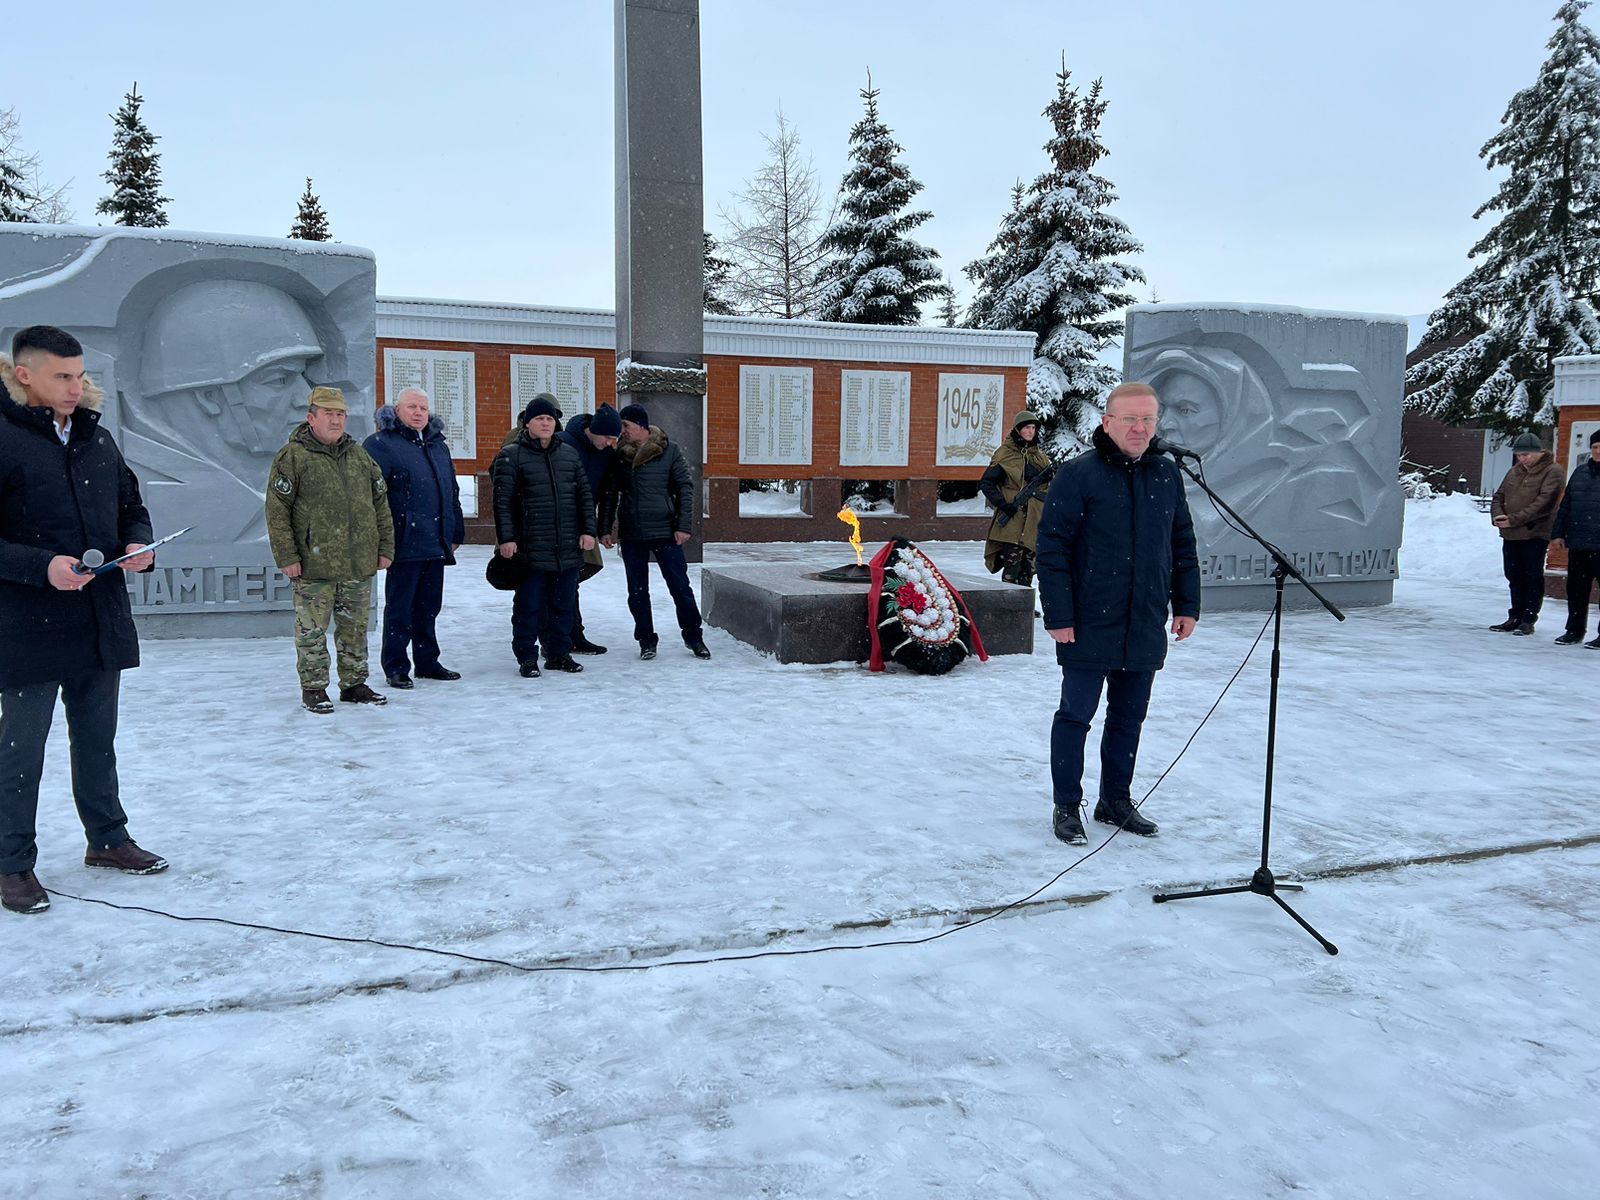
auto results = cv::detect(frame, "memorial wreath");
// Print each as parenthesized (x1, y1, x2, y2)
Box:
(866, 537, 988, 674)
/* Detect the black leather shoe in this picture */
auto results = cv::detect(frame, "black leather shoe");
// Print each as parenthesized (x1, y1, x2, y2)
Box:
(639, 645, 657, 660)
(2, 870, 49, 914)
(1488, 619, 1520, 632)
(339, 683, 388, 705)
(1555, 631, 1583, 646)
(415, 666, 461, 681)
(1052, 805, 1087, 845)
(519, 660, 542, 678)
(386, 674, 415, 689)
(688, 641, 712, 660)
(1093, 797, 1158, 836)
(85, 840, 169, 874)
(1587, 636, 1600, 649)
(545, 655, 584, 673)
(1512, 622, 1535, 636)
(571, 634, 608, 656)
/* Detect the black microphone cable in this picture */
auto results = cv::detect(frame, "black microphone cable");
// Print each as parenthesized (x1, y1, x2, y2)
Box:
(45, 613, 1274, 978)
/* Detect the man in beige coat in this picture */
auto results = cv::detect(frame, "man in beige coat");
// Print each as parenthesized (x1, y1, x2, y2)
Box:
(1490, 432, 1566, 636)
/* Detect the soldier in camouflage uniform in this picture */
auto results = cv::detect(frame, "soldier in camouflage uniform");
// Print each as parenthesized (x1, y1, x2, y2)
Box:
(266, 387, 395, 713)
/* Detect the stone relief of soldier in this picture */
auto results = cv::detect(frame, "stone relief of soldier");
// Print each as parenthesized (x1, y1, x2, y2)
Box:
(117, 278, 363, 550)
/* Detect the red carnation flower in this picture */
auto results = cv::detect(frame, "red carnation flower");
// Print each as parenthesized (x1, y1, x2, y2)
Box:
(897, 582, 928, 613)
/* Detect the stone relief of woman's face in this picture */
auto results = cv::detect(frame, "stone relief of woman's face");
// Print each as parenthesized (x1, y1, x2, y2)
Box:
(1159, 371, 1225, 457)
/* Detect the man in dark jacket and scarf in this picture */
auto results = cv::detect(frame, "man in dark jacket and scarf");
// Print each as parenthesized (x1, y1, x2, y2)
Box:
(492, 395, 597, 676)
(599, 404, 711, 660)
(556, 403, 622, 654)
(1489, 432, 1565, 636)
(364, 388, 467, 687)
(0, 326, 168, 915)
(1035, 381, 1200, 845)
(1552, 428, 1600, 647)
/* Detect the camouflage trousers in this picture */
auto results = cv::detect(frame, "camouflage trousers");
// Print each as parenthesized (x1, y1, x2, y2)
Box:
(998, 544, 1036, 587)
(293, 578, 372, 690)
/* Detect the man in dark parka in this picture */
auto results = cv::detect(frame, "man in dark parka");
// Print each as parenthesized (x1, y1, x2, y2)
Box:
(1035, 382, 1201, 845)
(599, 403, 711, 661)
(491, 395, 597, 676)
(0, 326, 168, 915)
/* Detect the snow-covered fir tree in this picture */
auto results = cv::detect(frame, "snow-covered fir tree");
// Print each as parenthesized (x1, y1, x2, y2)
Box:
(935, 278, 960, 327)
(0, 156, 31, 223)
(1408, 1, 1600, 435)
(814, 78, 946, 325)
(289, 178, 331, 240)
(964, 65, 1144, 454)
(96, 84, 170, 227)
(703, 231, 737, 314)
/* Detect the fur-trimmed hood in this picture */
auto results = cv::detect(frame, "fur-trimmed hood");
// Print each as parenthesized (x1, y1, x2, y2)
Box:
(0, 353, 106, 411)
(619, 424, 668, 470)
(374, 402, 445, 438)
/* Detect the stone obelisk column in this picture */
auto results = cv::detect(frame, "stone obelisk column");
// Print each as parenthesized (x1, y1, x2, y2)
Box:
(615, 0, 708, 561)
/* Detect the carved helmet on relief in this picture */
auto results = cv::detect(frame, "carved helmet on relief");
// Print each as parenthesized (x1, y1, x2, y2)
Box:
(140, 280, 324, 454)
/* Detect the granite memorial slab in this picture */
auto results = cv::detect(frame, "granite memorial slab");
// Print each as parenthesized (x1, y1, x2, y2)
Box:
(703, 563, 1034, 664)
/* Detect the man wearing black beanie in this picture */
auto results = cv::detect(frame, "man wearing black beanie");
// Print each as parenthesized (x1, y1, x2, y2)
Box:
(599, 404, 711, 660)
(557, 403, 622, 653)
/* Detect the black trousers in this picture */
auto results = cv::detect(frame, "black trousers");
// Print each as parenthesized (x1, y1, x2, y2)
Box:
(0, 669, 130, 875)
(381, 559, 446, 678)
(1502, 539, 1549, 624)
(1565, 547, 1600, 636)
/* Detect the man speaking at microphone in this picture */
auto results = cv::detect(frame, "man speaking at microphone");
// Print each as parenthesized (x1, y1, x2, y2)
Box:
(0, 326, 167, 915)
(1036, 381, 1201, 845)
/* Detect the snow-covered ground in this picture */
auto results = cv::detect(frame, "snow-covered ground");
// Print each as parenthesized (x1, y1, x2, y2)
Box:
(9, 495, 1597, 1198)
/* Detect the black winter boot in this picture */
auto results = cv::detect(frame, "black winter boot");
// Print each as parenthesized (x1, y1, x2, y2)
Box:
(571, 633, 608, 655)
(519, 660, 542, 678)
(1052, 805, 1087, 845)
(545, 655, 584, 673)
(1488, 618, 1520, 632)
(1093, 795, 1158, 837)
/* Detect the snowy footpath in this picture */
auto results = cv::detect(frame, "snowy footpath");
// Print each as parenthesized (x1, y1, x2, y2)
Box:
(7, 495, 1597, 1198)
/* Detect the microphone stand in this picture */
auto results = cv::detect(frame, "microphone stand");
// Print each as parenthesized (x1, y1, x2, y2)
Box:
(1151, 454, 1344, 955)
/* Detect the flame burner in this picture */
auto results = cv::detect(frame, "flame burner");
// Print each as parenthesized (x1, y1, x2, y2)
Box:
(812, 506, 872, 581)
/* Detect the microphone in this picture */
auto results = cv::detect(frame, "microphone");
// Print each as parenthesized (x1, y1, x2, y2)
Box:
(71, 549, 105, 576)
(1149, 435, 1202, 461)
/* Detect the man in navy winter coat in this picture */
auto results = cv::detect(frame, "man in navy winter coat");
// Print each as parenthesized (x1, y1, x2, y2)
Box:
(1035, 382, 1201, 845)
(1551, 427, 1600, 647)
(0, 326, 168, 915)
(556, 403, 621, 654)
(363, 388, 467, 687)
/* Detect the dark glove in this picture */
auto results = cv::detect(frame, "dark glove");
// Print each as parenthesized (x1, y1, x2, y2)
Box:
(998, 502, 1018, 519)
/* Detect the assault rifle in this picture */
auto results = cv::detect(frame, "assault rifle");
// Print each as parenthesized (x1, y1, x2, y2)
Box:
(994, 464, 1056, 527)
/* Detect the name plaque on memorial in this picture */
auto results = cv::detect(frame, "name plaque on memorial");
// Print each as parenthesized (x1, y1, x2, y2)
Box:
(839, 370, 910, 468)
(511, 354, 596, 422)
(739, 365, 813, 466)
(384, 348, 476, 459)
(936, 373, 1004, 466)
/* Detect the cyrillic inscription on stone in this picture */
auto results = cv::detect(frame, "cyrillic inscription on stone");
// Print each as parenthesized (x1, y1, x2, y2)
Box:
(739, 365, 813, 466)
(840, 370, 910, 468)
(384, 348, 476, 458)
(511, 354, 595, 422)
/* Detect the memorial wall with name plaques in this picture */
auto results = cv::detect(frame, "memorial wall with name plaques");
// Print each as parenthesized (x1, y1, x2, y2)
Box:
(376, 300, 1033, 542)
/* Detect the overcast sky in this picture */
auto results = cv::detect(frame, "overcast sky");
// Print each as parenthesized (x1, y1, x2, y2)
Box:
(2, 1, 1565, 322)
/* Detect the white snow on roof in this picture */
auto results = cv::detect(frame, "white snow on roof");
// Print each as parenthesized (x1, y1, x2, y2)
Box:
(1127, 301, 1408, 325)
(0, 220, 375, 260)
